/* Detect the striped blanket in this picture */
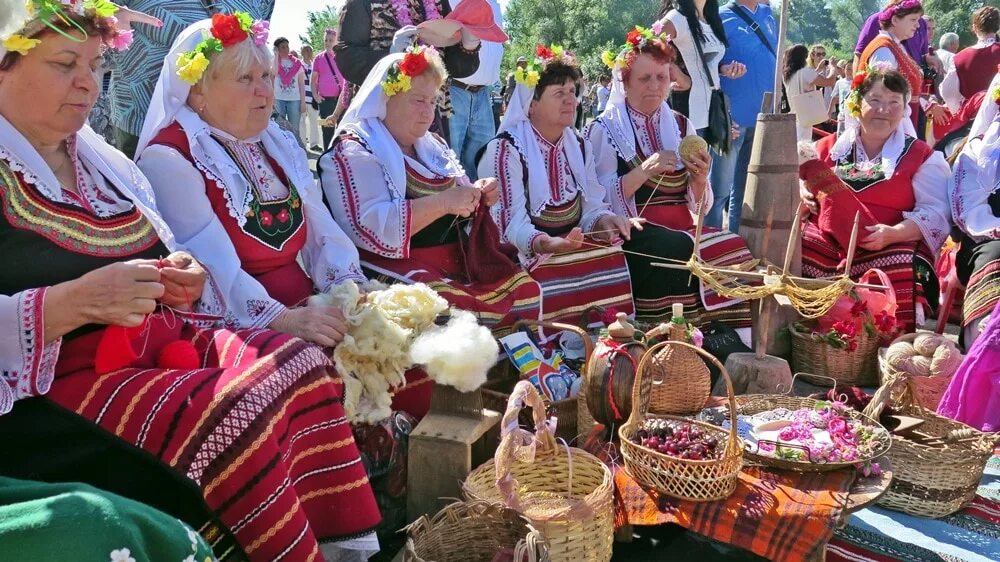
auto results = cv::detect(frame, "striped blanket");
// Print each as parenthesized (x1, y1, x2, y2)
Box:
(828, 452, 1000, 562)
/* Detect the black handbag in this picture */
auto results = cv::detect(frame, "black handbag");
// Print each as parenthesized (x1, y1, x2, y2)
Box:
(691, 34, 732, 155)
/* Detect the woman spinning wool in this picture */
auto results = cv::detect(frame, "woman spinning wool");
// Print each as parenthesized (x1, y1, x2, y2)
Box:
(799, 67, 951, 332)
(950, 73, 1000, 345)
(478, 46, 636, 326)
(0, 5, 379, 562)
(586, 27, 752, 329)
(319, 46, 542, 336)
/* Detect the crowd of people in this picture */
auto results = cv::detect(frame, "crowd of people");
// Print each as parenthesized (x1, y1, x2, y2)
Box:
(0, 0, 999, 560)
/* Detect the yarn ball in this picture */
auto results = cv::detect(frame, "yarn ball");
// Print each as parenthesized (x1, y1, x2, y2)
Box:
(678, 135, 708, 159)
(885, 333, 962, 378)
(156, 340, 202, 370)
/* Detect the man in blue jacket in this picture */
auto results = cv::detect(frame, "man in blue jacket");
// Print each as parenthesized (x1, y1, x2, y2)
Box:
(711, 0, 777, 233)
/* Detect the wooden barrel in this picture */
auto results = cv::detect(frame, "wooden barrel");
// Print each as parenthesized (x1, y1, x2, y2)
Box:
(738, 113, 801, 357)
(585, 337, 647, 427)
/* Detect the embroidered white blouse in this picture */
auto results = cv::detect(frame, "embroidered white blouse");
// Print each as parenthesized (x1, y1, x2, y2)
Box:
(138, 117, 366, 329)
(478, 127, 617, 268)
(586, 104, 712, 219)
(951, 135, 1000, 241)
(318, 135, 473, 260)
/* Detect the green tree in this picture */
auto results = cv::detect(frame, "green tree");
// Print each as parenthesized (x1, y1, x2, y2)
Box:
(300, 6, 339, 52)
(787, 0, 840, 48)
(503, 0, 659, 79)
(830, 0, 881, 54)
(923, 0, 997, 47)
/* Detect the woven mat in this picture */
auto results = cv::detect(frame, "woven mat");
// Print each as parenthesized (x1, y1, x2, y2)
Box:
(613, 464, 856, 562)
(827, 451, 1000, 562)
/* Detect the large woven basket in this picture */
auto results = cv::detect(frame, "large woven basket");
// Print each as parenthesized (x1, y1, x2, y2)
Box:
(482, 320, 593, 443)
(404, 500, 550, 562)
(464, 382, 615, 562)
(642, 323, 712, 415)
(878, 333, 961, 411)
(862, 373, 999, 518)
(789, 323, 879, 386)
(619, 341, 743, 501)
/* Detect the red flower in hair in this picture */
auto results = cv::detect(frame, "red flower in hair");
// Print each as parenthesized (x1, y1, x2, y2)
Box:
(536, 44, 553, 59)
(210, 13, 249, 48)
(399, 51, 429, 77)
(850, 73, 866, 90)
(626, 29, 643, 47)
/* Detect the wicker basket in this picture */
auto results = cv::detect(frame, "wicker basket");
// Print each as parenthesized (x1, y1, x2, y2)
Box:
(619, 341, 743, 501)
(642, 323, 711, 415)
(483, 320, 593, 442)
(463, 382, 615, 562)
(789, 323, 879, 386)
(404, 500, 550, 562)
(733, 386, 892, 472)
(862, 373, 999, 518)
(878, 333, 961, 411)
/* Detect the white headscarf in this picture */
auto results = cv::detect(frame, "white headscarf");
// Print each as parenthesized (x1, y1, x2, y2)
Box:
(135, 19, 321, 229)
(334, 52, 465, 196)
(497, 79, 587, 215)
(593, 65, 682, 164)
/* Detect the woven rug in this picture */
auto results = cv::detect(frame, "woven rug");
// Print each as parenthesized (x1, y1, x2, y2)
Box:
(827, 452, 1000, 562)
(614, 464, 855, 562)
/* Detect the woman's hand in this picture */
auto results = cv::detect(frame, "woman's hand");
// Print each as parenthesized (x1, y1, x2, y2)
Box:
(926, 102, 950, 126)
(112, 5, 163, 31)
(799, 181, 819, 215)
(593, 214, 633, 244)
(440, 185, 482, 217)
(158, 252, 206, 311)
(859, 224, 899, 251)
(533, 228, 584, 254)
(271, 305, 348, 348)
(681, 148, 711, 185)
(474, 177, 500, 207)
(640, 150, 678, 178)
(720, 61, 747, 79)
(73, 260, 165, 327)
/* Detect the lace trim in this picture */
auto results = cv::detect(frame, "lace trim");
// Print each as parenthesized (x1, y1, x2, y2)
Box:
(189, 143, 255, 229)
(6, 288, 61, 403)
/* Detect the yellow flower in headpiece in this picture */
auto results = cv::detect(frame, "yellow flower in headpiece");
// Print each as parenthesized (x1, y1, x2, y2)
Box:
(550, 45, 564, 58)
(601, 50, 616, 69)
(177, 51, 210, 85)
(514, 67, 540, 88)
(3, 34, 41, 55)
(85, 0, 119, 18)
(993, 85, 1000, 105)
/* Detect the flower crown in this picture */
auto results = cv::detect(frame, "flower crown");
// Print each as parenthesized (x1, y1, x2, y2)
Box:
(843, 62, 900, 118)
(514, 44, 575, 88)
(877, 0, 922, 24)
(601, 24, 669, 70)
(2, 0, 133, 56)
(381, 44, 438, 96)
(176, 12, 269, 85)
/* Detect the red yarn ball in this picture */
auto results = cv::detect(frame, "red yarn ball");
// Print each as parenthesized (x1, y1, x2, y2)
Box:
(156, 340, 201, 370)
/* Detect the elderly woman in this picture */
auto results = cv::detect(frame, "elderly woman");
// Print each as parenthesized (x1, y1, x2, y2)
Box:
(799, 68, 951, 332)
(478, 47, 636, 326)
(0, 8, 379, 562)
(586, 30, 753, 329)
(319, 46, 542, 335)
(857, 0, 947, 133)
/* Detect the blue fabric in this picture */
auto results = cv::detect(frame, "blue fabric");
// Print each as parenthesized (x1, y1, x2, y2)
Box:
(448, 85, 497, 181)
(274, 99, 301, 140)
(707, 124, 755, 231)
(719, 2, 777, 128)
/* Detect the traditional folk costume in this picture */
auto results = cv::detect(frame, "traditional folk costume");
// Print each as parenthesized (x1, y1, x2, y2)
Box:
(0, 477, 218, 561)
(938, 37, 1000, 141)
(478, 74, 635, 327)
(319, 53, 542, 336)
(858, 31, 923, 136)
(0, 115, 381, 561)
(586, 70, 753, 327)
(800, 124, 951, 333)
(950, 75, 1000, 344)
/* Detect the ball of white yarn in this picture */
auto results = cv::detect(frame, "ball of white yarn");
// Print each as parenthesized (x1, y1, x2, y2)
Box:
(885, 333, 962, 378)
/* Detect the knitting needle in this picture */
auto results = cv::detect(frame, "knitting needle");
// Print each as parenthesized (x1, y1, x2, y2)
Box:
(843, 212, 861, 276)
(688, 190, 708, 285)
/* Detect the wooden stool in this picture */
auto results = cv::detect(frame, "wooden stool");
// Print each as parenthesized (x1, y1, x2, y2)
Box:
(406, 385, 501, 522)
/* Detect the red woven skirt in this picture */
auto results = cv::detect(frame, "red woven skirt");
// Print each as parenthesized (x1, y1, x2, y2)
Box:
(47, 326, 381, 562)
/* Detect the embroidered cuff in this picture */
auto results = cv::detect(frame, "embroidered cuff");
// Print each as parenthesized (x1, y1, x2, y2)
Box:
(6, 288, 61, 403)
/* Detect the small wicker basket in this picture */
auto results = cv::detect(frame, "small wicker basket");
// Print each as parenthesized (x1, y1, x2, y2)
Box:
(789, 323, 879, 386)
(619, 341, 743, 502)
(404, 500, 550, 562)
(643, 322, 711, 415)
(464, 382, 615, 562)
(878, 333, 961, 411)
(862, 373, 999, 518)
